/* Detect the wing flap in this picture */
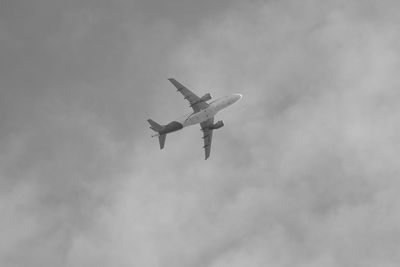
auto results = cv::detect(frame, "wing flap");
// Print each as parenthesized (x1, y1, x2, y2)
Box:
(200, 118, 214, 160)
(168, 78, 209, 112)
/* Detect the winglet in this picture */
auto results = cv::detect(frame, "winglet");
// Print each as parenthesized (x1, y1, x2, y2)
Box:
(168, 78, 185, 91)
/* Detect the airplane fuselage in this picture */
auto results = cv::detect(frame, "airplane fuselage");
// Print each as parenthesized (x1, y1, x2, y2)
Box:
(157, 94, 242, 135)
(148, 78, 243, 159)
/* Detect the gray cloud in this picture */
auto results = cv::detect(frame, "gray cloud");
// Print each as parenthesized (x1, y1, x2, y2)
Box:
(1, 0, 400, 266)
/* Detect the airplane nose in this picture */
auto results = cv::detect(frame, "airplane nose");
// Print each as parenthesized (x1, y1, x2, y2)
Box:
(234, 94, 243, 102)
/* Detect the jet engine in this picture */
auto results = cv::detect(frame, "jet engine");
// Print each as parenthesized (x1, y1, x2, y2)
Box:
(200, 93, 212, 101)
(209, 120, 224, 130)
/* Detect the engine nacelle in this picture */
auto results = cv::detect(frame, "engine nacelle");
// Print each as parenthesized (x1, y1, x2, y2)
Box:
(209, 120, 224, 130)
(200, 93, 212, 102)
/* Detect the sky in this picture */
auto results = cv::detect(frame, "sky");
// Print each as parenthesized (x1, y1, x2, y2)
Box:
(1, 0, 400, 266)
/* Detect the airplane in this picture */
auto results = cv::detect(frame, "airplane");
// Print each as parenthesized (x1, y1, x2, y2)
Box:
(147, 78, 242, 160)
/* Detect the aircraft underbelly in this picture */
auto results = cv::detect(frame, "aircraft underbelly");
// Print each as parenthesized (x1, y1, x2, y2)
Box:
(181, 108, 216, 127)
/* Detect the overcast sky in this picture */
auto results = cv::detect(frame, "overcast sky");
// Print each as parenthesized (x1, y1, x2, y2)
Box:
(1, 0, 400, 266)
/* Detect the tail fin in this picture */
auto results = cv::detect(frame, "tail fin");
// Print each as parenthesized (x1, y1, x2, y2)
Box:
(147, 119, 166, 149)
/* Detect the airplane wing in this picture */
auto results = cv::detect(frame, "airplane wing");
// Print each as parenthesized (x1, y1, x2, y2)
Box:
(168, 78, 209, 112)
(200, 117, 214, 160)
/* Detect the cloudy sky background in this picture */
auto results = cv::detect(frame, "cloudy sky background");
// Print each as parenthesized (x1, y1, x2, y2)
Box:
(1, 0, 400, 266)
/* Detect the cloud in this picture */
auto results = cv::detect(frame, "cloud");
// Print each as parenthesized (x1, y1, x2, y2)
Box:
(2, 0, 400, 267)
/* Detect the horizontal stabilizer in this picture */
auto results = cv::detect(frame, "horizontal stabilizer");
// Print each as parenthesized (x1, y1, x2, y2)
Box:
(159, 134, 166, 149)
(148, 119, 163, 132)
(148, 119, 166, 149)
